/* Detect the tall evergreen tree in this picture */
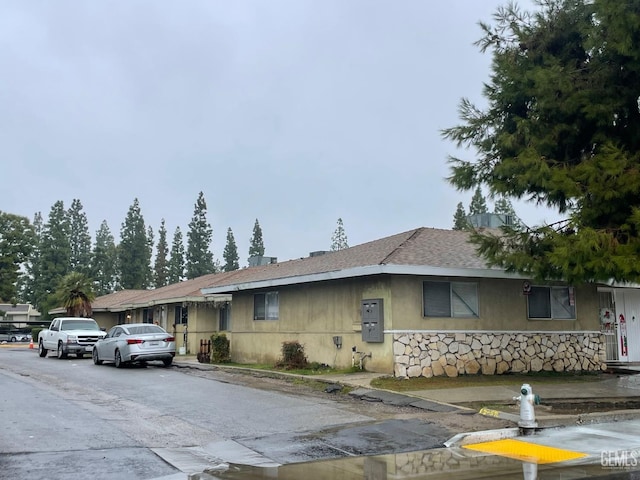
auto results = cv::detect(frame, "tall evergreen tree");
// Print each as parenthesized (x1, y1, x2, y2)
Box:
(186, 191, 215, 279)
(153, 219, 169, 288)
(68, 199, 92, 276)
(443, 0, 640, 282)
(330, 218, 349, 251)
(167, 227, 185, 284)
(468, 186, 488, 215)
(0, 212, 35, 302)
(452, 202, 469, 230)
(91, 220, 118, 295)
(146, 225, 155, 287)
(248, 219, 265, 261)
(118, 198, 151, 289)
(222, 227, 240, 272)
(32, 201, 71, 317)
(20, 212, 43, 303)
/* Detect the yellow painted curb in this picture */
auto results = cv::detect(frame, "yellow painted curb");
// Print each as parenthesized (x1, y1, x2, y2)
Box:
(463, 438, 588, 464)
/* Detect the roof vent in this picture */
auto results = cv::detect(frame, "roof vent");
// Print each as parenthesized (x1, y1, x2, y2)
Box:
(309, 251, 329, 257)
(248, 256, 278, 267)
(467, 213, 516, 228)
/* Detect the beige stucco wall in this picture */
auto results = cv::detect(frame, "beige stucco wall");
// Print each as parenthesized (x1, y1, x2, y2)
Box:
(164, 302, 221, 355)
(228, 277, 394, 371)
(390, 276, 599, 331)
(225, 275, 601, 375)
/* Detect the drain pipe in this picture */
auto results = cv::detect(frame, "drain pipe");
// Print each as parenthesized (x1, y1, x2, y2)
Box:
(513, 383, 541, 435)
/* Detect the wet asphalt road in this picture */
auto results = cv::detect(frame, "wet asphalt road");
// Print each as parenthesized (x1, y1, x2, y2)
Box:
(0, 346, 452, 479)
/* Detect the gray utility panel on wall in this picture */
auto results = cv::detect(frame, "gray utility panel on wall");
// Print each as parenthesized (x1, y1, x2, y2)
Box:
(361, 298, 384, 343)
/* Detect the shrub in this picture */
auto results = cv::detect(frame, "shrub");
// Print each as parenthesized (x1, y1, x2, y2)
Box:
(31, 328, 43, 342)
(210, 333, 230, 363)
(277, 341, 308, 370)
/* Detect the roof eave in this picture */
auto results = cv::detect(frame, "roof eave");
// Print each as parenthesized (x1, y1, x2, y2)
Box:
(200, 264, 526, 294)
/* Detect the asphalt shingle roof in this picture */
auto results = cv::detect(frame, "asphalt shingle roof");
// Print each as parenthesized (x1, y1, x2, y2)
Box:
(201, 227, 496, 291)
(90, 227, 496, 308)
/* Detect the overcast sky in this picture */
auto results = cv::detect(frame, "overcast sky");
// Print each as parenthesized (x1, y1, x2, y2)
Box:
(1, 0, 557, 264)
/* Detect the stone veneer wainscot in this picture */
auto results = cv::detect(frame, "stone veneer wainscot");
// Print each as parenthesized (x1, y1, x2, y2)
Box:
(393, 331, 607, 378)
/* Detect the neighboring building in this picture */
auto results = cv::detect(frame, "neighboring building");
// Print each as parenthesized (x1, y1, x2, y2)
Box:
(201, 227, 606, 377)
(0, 303, 42, 327)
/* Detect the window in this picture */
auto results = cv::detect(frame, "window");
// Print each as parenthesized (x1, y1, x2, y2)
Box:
(528, 286, 576, 319)
(423, 281, 478, 318)
(174, 305, 188, 325)
(219, 303, 231, 331)
(143, 308, 153, 324)
(254, 292, 279, 320)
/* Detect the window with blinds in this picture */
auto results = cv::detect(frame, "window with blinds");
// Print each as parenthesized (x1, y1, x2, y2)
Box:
(423, 281, 479, 318)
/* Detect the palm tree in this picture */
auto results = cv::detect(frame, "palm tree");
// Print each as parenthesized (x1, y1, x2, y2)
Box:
(53, 272, 96, 317)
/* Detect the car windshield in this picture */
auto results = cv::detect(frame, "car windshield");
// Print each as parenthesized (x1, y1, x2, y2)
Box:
(126, 325, 165, 335)
(60, 320, 99, 331)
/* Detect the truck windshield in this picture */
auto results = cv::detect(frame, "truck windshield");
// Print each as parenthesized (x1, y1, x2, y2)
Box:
(60, 320, 99, 331)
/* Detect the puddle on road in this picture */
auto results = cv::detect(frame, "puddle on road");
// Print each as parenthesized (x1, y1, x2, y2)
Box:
(210, 447, 630, 479)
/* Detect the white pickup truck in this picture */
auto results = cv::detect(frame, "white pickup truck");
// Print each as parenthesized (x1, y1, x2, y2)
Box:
(38, 317, 106, 359)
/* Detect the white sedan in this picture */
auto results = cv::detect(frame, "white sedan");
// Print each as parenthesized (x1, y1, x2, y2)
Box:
(92, 323, 176, 368)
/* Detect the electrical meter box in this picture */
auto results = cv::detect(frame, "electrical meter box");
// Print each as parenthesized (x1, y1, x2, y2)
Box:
(361, 299, 384, 343)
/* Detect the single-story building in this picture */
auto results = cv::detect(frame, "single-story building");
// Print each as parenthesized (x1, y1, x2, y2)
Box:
(50, 276, 231, 355)
(200, 227, 609, 377)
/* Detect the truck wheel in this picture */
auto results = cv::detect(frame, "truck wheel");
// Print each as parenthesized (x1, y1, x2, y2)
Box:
(38, 341, 48, 358)
(57, 342, 67, 359)
(92, 348, 103, 365)
(76, 352, 84, 359)
(114, 349, 123, 368)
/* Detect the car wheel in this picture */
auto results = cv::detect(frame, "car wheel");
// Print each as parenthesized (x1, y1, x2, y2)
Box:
(57, 342, 67, 359)
(114, 349, 123, 368)
(76, 352, 84, 359)
(10, 336, 16, 342)
(38, 341, 47, 358)
(162, 357, 173, 367)
(92, 348, 103, 365)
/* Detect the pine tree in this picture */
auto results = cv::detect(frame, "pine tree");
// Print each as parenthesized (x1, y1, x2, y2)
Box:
(118, 198, 151, 289)
(20, 212, 43, 303)
(146, 225, 155, 287)
(443, 0, 640, 282)
(0, 212, 35, 303)
(330, 218, 349, 251)
(468, 186, 488, 215)
(493, 196, 519, 226)
(186, 191, 215, 279)
(68, 199, 92, 276)
(248, 219, 265, 262)
(32, 201, 72, 317)
(91, 220, 118, 295)
(452, 202, 469, 230)
(167, 227, 185, 284)
(223, 227, 240, 272)
(153, 219, 169, 288)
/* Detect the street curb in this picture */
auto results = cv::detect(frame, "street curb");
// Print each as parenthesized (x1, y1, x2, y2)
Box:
(444, 427, 520, 447)
(172, 360, 640, 430)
